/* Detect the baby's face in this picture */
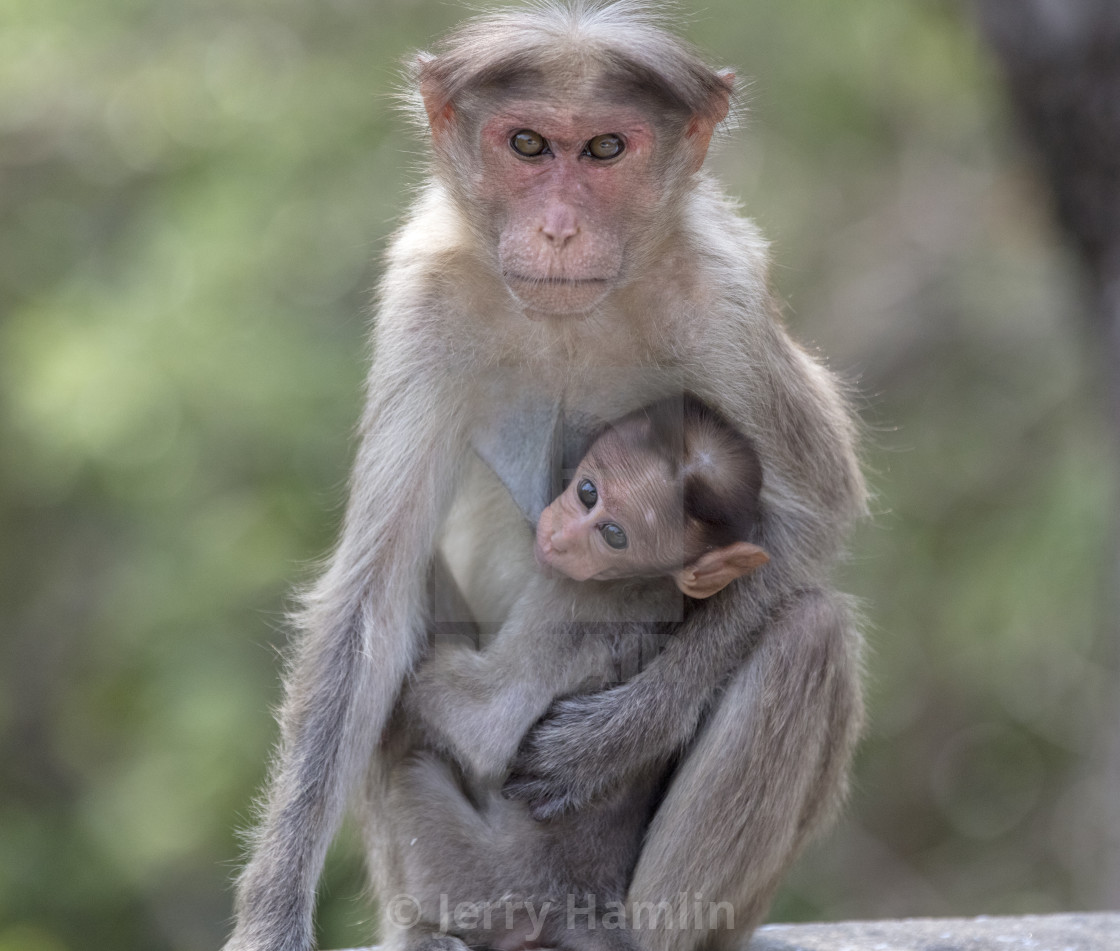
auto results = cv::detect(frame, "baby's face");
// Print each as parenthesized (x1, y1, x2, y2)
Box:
(534, 423, 683, 582)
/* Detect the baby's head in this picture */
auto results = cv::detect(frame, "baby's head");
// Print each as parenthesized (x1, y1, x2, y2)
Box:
(535, 394, 769, 598)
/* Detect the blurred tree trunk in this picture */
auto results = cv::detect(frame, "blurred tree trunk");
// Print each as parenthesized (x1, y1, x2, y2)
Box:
(976, 0, 1120, 908)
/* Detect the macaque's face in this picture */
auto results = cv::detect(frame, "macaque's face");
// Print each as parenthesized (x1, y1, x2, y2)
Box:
(473, 94, 664, 316)
(535, 423, 682, 581)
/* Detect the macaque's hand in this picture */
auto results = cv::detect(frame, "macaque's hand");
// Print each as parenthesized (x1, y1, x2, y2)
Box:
(502, 691, 630, 820)
(503, 644, 721, 821)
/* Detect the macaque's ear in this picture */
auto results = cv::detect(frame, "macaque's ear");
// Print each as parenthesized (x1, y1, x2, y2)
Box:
(674, 541, 768, 599)
(685, 69, 734, 172)
(416, 53, 455, 138)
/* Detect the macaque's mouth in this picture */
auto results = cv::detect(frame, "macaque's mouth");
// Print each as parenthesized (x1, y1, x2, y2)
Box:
(504, 273, 612, 286)
(504, 271, 618, 317)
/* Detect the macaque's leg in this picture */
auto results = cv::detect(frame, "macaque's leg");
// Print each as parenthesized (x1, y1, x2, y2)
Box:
(407, 574, 617, 783)
(627, 589, 863, 951)
(382, 754, 498, 951)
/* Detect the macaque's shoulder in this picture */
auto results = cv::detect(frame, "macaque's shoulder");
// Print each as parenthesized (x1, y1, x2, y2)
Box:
(375, 185, 511, 345)
(388, 184, 472, 264)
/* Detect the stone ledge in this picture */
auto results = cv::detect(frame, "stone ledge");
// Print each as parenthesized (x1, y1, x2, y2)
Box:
(747, 914, 1119, 951)
(339, 914, 1120, 951)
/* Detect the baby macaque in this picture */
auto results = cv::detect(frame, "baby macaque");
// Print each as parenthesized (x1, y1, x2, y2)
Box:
(534, 395, 769, 594)
(392, 395, 769, 951)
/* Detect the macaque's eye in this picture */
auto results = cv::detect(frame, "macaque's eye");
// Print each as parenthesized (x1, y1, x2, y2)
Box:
(599, 523, 628, 549)
(585, 134, 624, 159)
(511, 129, 548, 157)
(577, 479, 598, 509)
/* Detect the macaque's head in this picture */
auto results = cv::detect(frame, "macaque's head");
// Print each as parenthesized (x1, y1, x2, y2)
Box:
(412, 4, 734, 317)
(535, 395, 769, 598)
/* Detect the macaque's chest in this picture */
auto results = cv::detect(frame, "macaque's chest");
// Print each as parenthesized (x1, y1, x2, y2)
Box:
(442, 365, 685, 635)
(469, 366, 680, 523)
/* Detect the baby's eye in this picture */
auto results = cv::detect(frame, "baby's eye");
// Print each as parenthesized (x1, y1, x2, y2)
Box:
(577, 479, 598, 509)
(599, 523, 628, 550)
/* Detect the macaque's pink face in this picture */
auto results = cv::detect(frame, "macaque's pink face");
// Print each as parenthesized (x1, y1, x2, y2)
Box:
(475, 96, 662, 316)
(535, 424, 683, 581)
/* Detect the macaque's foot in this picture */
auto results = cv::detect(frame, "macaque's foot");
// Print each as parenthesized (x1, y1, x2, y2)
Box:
(407, 935, 473, 951)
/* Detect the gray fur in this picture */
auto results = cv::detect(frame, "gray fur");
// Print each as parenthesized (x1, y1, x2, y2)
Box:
(389, 401, 771, 951)
(392, 569, 680, 951)
(223, 4, 866, 951)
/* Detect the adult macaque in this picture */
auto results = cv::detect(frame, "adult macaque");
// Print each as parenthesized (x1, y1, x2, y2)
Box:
(392, 395, 769, 951)
(224, 5, 865, 951)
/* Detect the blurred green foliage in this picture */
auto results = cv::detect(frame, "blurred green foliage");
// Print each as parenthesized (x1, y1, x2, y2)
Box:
(1, 1, 1116, 950)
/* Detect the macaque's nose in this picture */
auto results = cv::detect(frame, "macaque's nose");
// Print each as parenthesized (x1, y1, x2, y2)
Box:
(548, 521, 571, 553)
(550, 511, 590, 552)
(540, 204, 579, 247)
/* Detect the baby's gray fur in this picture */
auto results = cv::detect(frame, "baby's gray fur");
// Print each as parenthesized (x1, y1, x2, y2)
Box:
(394, 568, 682, 951)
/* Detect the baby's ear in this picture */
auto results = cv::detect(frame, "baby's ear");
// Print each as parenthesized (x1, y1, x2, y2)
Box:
(674, 542, 769, 599)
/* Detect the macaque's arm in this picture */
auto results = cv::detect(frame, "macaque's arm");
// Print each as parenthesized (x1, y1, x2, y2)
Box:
(226, 348, 474, 951)
(504, 581, 772, 819)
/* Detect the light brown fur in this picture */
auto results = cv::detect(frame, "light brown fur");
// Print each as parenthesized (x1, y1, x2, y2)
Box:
(223, 4, 866, 951)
